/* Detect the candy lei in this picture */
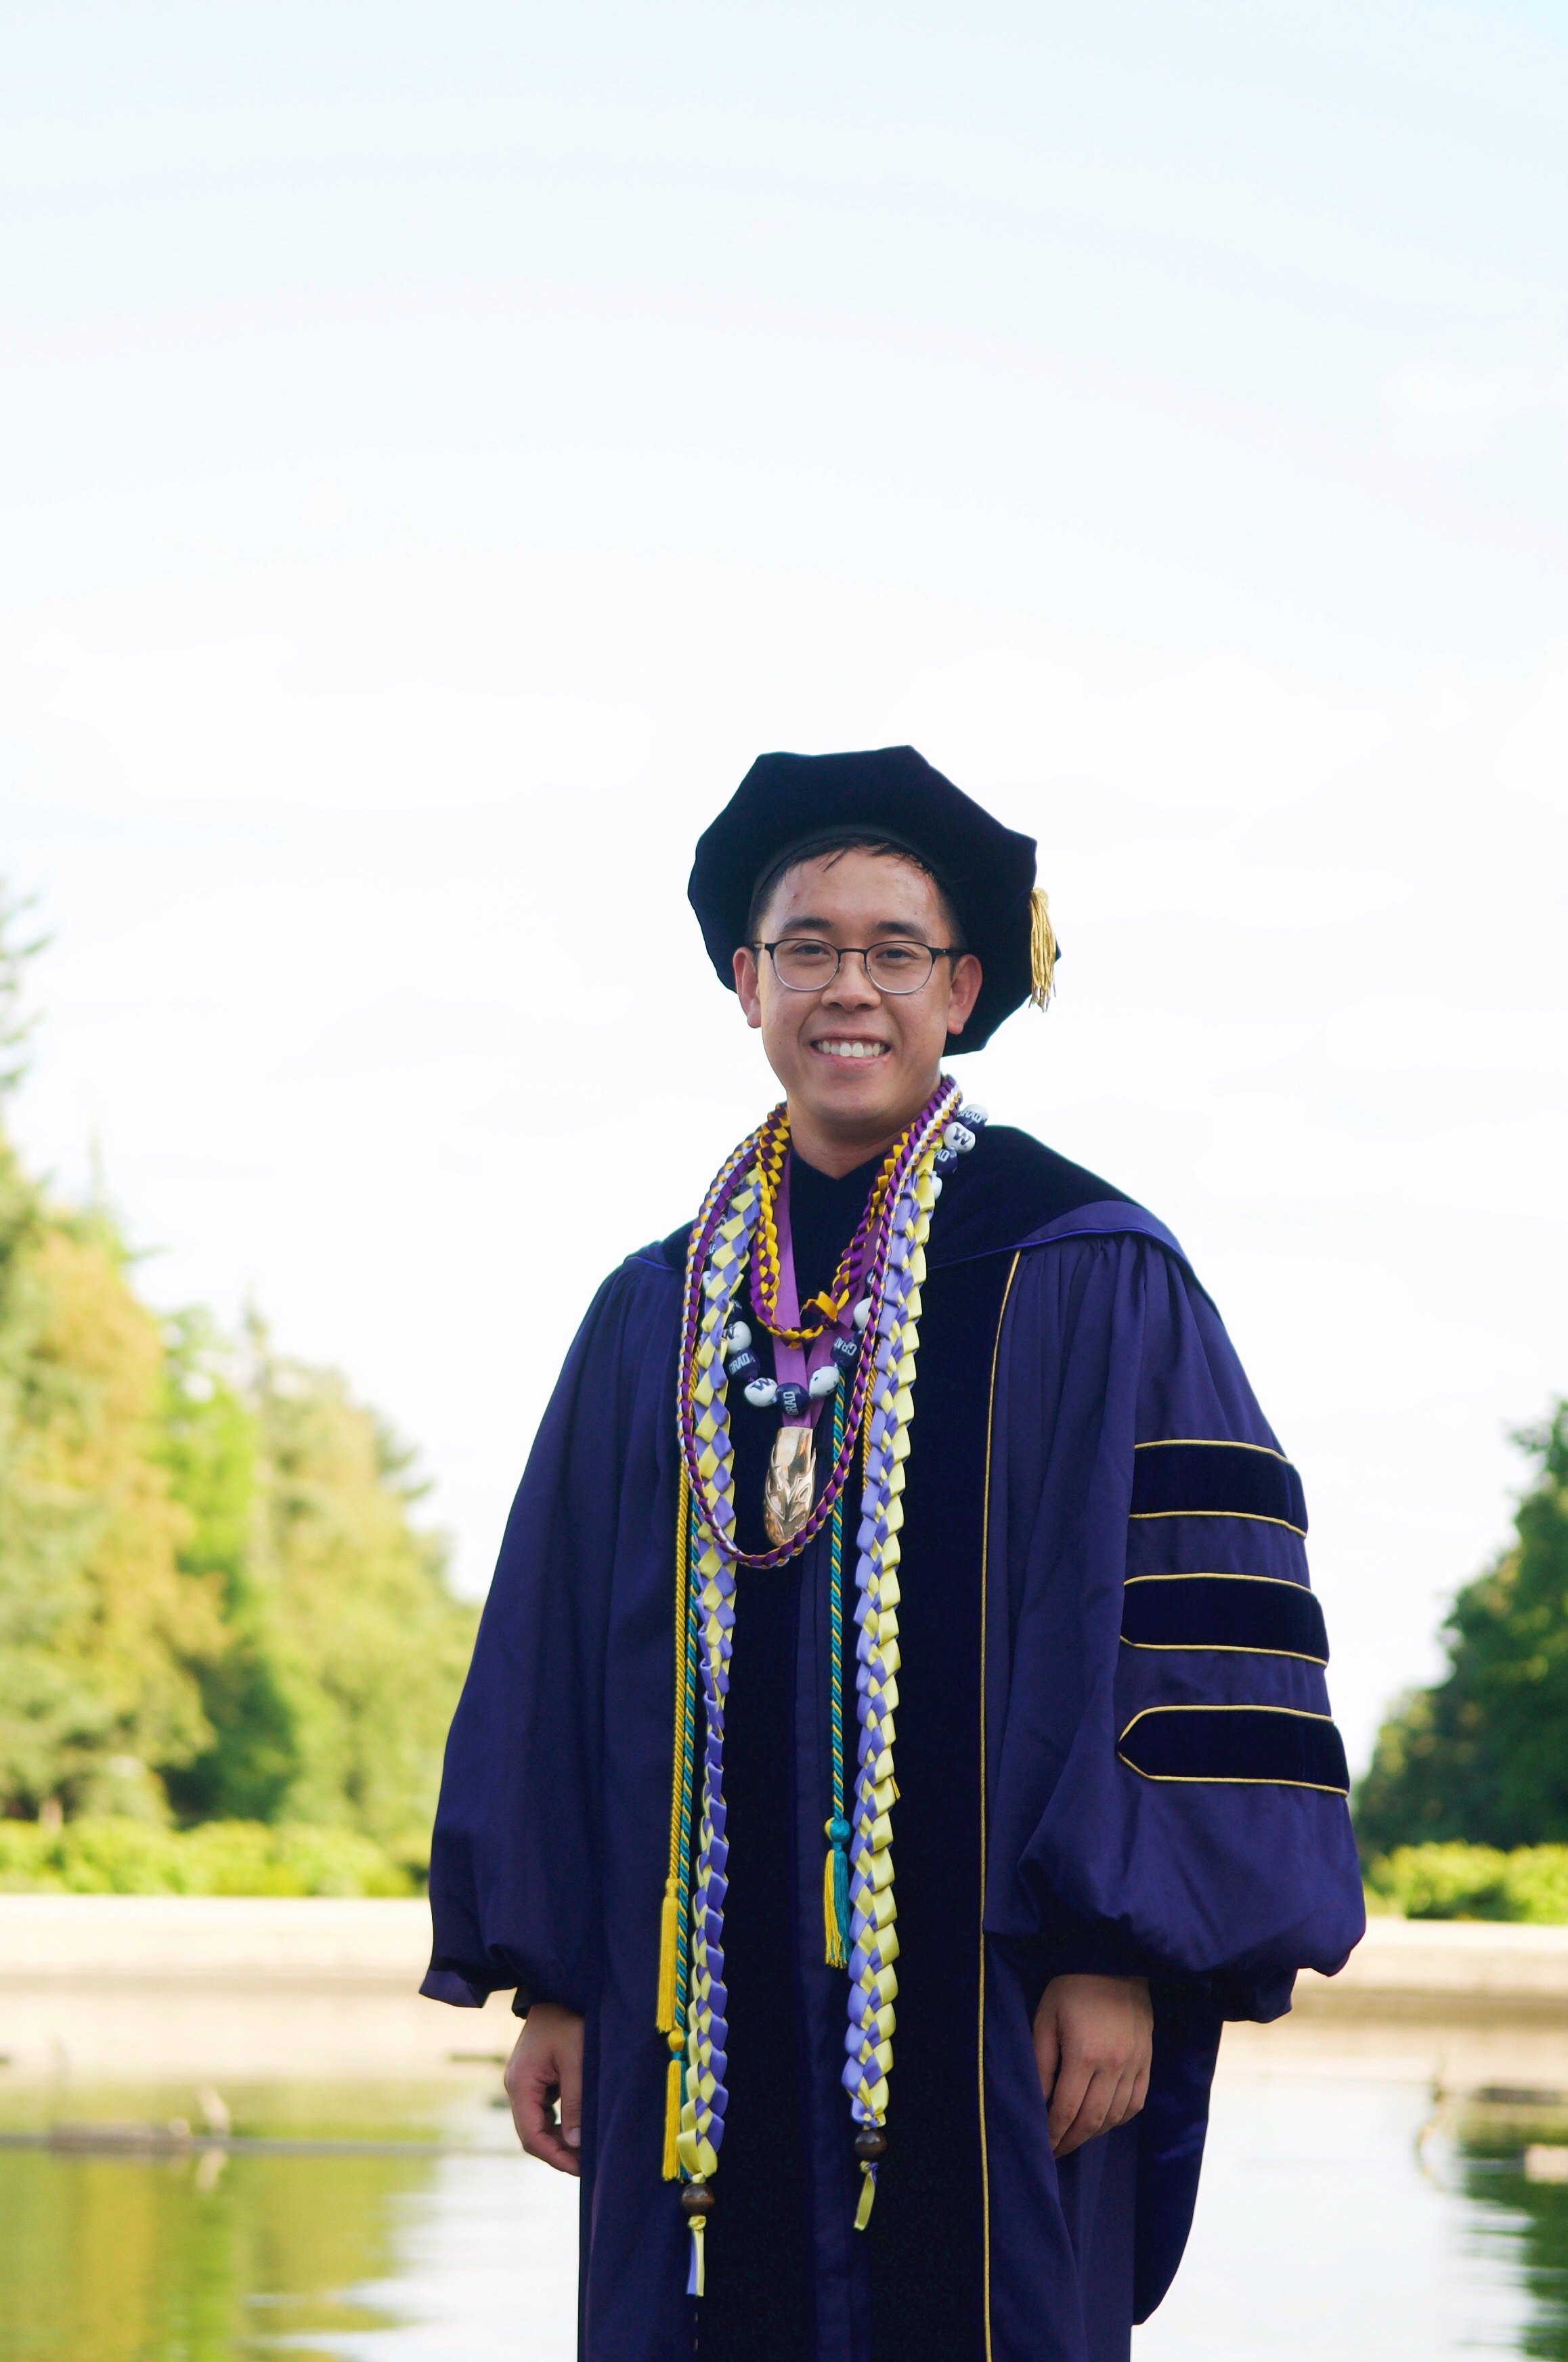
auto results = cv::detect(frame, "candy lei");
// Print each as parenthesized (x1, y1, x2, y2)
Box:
(749, 1104, 896, 1344)
(663, 1075, 976, 2294)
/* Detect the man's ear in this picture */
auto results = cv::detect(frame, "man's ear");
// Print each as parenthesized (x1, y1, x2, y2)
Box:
(733, 945, 764, 1029)
(944, 953, 983, 1034)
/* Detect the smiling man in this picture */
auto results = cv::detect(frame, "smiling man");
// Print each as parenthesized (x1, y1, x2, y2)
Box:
(422, 747, 1364, 2362)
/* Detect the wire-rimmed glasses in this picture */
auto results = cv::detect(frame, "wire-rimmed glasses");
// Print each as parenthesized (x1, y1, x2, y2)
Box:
(758, 937, 961, 994)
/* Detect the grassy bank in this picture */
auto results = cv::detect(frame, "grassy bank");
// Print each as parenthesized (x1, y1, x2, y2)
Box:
(0, 1817, 416, 1896)
(1366, 1843, 1568, 1923)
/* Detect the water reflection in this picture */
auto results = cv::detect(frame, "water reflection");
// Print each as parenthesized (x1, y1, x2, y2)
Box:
(0, 2077, 578, 2362)
(6, 2067, 1568, 2359)
(1458, 2098, 1568, 2361)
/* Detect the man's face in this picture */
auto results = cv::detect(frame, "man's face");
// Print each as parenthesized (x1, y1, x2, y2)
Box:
(732, 849, 984, 1153)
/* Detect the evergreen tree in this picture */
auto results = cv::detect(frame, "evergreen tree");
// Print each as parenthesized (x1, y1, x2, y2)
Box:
(1357, 1408, 1568, 1853)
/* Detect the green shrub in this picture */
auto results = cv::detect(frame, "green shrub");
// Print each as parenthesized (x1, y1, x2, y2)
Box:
(0, 1816, 414, 1896)
(1365, 1841, 1568, 1923)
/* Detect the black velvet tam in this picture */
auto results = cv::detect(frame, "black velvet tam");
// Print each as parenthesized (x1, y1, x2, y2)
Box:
(689, 745, 1042, 1054)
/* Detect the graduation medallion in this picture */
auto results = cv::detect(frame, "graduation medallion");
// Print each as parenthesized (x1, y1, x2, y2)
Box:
(762, 1424, 815, 1548)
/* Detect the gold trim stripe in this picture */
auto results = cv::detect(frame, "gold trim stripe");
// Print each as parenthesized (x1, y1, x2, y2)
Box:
(1125, 1572, 1309, 1587)
(1116, 1762, 1348, 1794)
(1129, 1509, 1307, 1537)
(978, 1249, 1019, 2362)
(1118, 1637, 1328, 1665)
(1133, 1438, 1292, 1461)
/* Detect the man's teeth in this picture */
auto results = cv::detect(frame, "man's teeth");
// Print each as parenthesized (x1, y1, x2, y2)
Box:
(816, 1040, 888, 1059)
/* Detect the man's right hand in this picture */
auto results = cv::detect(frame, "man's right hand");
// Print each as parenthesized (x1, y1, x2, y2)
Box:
(504, 2002, 585, 2174)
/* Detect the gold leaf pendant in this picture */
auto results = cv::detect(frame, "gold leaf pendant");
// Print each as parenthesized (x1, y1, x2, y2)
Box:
(763, 1425, 815, 1549)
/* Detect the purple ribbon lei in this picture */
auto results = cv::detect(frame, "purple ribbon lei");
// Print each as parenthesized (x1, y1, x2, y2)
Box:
(676, 1077, 960, 1572)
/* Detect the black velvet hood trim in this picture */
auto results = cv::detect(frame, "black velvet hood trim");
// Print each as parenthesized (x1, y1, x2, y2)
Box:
(653, 1123, 1135, 1274)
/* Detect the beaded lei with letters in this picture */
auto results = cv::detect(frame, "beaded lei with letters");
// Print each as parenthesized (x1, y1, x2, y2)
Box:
(655, 1075, 989, 2298)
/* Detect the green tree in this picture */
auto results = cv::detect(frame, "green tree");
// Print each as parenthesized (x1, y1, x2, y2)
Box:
(154, 1312, 296, 1825)
(1357, 1407, 1568, 1853)
(0, 884, 477, 1858)
(0, 882, 221, 1818)
(166, 1323, 477, 1864)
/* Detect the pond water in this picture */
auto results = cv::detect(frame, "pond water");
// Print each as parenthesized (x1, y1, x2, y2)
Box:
(1, 2063, 1566, 2360)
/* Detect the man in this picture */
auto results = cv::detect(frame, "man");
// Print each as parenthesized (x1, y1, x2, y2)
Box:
(423, 746, 1364, 2362)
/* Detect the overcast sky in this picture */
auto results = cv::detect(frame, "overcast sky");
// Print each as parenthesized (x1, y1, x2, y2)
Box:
(3, 1, 1565, 1769)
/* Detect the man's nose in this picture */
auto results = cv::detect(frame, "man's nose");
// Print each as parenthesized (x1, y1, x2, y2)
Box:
(823, 951, 881, 1006)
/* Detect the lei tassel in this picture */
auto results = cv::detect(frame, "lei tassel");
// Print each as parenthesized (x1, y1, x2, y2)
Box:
(823, 1821, 851, 1969)
(661, 2046, 682, 2181)
(655, 1877, 679, 2034)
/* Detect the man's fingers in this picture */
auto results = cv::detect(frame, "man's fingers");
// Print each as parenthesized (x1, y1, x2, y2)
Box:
(502, 2009, 586, 2179)
(559, 2034, 584, 2153)
(507, 2053, 580, 2175)
(1032, 1975, 1155, 2155)
(1032, 2015, 1061, 2109)
(1054, 2051, 1152, 2154)
(1051, 2065, 1116, 2157)
(1045, 2053, 1095, 2151)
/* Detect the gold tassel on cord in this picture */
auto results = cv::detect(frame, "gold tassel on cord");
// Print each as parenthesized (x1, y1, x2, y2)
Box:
(823, 1847, 846, 1969)
(661, 2050, 682, 2181)
(655, 1876, 679, 2034)
(1028, 886, 1058, 1010)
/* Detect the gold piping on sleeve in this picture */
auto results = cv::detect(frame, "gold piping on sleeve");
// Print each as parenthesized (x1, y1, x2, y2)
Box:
(1124, 1572, 1311, 1587)
(978, 1249, 1019, 2362)
(1118, 1637, 1328, 1665)
(1128, 1509, 1306, 1537)
(1132, 1438, 1293, 1461)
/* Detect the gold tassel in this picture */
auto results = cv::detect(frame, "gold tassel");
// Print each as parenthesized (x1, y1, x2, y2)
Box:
(661, 2051, 682, 2181)
(655, 1876, 678, 2033)
(1028, 886, 1058, 1010)
(854, 2160, 878, 2231)
(823, 1847, 846, 1969)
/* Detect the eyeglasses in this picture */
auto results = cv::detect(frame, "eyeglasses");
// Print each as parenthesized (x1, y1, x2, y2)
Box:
(758, 937, 961, 995)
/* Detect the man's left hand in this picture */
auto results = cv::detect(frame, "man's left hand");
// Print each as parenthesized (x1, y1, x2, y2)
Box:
(1031, 1973, 1153, 2157)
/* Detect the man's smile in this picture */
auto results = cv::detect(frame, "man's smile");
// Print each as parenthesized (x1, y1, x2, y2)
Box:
(809, 1037, 891, 1060)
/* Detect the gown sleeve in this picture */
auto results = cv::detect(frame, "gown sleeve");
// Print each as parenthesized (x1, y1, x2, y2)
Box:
(986, 1228, 1365, 2019)
(421, 1250, 680, 2013)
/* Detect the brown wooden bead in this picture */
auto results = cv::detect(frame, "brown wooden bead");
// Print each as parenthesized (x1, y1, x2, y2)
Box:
(852, 2127, 888, 2162)
(680, 2182, 716, 2214)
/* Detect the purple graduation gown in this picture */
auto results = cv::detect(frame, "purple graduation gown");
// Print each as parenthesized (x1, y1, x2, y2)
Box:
(422, 1127, 1365, 2362)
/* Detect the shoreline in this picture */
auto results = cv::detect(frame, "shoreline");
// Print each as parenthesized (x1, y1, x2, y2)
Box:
(4, 1899, 1568, 2085)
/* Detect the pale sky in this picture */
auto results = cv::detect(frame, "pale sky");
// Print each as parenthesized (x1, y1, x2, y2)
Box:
(3, 2, 1566, 1770)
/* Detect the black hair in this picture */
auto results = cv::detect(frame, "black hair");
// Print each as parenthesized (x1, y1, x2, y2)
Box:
(744, 828, 966, 947)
